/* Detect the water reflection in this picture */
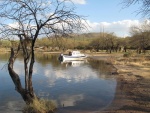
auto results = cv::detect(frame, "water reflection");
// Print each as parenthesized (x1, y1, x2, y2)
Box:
(59, 94, 84, 107)
(0, 53, 117, 113)
(36, 53, 60, 67)
(60, 60, 87, 67)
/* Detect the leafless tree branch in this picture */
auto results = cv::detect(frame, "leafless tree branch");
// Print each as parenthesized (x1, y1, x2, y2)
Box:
(0, 0, 87, 104)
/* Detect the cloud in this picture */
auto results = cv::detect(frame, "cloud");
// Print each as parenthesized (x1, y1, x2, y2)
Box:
(86, 20, 140, 37)
(59, 0, 86, 4)
(9, 22, 19, 29)
(71, 0, 86, 4)
(8, 19, 141, 37)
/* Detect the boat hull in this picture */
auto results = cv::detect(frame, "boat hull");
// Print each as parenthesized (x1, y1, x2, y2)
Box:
(59, 51, 87, 61)
(62, 55, 87, 61)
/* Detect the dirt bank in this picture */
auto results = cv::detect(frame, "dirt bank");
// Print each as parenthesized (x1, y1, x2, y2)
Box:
(89, 53, 150, 113)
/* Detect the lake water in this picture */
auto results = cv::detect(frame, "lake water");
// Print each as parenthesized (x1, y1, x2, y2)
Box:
(0, 53, 117, 113)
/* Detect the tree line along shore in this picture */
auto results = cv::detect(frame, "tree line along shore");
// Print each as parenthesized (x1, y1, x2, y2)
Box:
(0, 32, 150, 55)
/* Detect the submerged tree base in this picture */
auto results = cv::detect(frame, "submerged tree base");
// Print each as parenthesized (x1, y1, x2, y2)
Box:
(23, 98, 56, 113)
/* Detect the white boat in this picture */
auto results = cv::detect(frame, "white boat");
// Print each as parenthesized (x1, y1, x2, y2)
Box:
(59, 51, 87, 61)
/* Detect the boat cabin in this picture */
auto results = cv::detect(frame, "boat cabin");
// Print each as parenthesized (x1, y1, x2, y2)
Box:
(70, 51, 84, 56)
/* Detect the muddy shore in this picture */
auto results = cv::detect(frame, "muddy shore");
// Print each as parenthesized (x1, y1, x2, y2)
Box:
(89, 53, 150, 113)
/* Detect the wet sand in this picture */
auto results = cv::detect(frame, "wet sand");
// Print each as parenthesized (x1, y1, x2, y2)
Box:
(89, 53, 150, 113)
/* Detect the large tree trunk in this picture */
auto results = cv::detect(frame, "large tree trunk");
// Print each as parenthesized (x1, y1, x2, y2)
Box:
(8, 47, 36, 104)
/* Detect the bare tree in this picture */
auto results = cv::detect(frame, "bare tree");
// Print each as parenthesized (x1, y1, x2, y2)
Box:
(129, 20, 150, 53)
(88, 33, 118, 53)
(0, 0, 86, 106)
(122, 0, 150, 18)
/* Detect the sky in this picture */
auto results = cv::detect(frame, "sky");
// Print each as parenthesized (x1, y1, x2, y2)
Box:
(2, 0, 147, 38)
(71, 0, 145, 37)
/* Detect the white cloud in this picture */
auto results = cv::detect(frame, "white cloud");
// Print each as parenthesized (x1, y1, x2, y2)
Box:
(86, 20, 141, 37)
(8, 19, 141, 37)
(71, 0, 86, 4)
(59, 0, 86, 4)
(9, 22, 19, 29)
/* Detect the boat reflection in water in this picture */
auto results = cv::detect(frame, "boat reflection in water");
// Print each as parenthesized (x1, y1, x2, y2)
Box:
(60, 60, 88, 67)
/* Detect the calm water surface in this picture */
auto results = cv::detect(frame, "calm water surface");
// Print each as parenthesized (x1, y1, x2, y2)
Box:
(0, 53, 117, 113)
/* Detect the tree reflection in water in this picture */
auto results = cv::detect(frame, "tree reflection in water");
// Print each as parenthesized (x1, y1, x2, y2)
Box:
(0, 53, 117, 113)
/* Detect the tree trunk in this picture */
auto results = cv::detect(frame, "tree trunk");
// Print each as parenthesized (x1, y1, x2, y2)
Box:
(8, 48, 36, 104)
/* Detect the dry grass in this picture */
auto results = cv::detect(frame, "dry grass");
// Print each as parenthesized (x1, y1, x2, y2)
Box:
(0, 48, 10, 52)
(88, 52, 150, 112)
(23, 98, 56, 113)
(115, 53, 149, 65)
(106, 56, 116, 64)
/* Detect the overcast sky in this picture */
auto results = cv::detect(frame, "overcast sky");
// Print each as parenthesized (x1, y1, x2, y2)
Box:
(71, 0, 146, 37)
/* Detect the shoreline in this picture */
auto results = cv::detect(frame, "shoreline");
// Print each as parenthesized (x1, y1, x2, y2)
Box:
(89, 53, 150, 113)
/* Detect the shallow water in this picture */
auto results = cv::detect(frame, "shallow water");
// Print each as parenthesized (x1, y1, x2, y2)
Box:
(0, 53, 117, 113)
